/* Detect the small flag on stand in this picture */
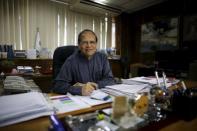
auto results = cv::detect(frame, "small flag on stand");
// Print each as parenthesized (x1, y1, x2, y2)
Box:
(34, 27, 42, 57)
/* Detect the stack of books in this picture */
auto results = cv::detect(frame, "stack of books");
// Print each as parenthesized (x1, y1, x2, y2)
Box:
(17, 66, 34, 73)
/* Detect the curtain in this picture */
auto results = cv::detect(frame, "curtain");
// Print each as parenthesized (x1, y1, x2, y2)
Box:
(0, 0, 112, 52)
(0, 0, 24, 49)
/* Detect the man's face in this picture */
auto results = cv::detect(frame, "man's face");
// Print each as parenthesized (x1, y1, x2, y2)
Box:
(79, 31, 97, 59)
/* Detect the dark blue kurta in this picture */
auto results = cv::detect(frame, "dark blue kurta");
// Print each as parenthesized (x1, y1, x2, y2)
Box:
(53, 50, 115, 95)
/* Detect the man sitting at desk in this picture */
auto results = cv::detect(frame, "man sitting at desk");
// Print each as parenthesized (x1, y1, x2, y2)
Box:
(53, 29, 115, 96)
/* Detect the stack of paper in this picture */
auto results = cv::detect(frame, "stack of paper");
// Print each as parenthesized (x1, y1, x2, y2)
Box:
(124, 77, 164, 85)
(102, 84, 149, 96)
(0, 92, 53, 127)
(123, 77, 172, 88)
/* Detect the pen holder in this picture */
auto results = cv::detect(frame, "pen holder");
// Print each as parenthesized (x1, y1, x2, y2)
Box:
(149, 86, 173, 122)
(150, 86, 172, 107)
(171, 88, 197, 121)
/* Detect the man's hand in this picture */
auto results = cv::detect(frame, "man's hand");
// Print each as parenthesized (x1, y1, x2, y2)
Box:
(82, 83, 96, 96)
(88, 82, 98, 89)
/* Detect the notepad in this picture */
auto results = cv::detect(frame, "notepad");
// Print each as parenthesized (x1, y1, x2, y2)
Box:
(50, 95, 91, 114)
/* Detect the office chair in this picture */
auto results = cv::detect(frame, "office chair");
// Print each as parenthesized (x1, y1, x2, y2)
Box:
(52, 45, 78, 80)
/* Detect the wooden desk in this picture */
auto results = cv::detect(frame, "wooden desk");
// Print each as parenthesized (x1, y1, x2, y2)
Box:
(139, 115, 197, 131)
(1, 104, 197, 131)
(0, 81, 197, 131)
(0, 101, 111, 131)
(160, 118, 197, 131)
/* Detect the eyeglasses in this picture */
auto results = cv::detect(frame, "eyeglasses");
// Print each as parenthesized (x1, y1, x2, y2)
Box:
(80, 41, 96, 45)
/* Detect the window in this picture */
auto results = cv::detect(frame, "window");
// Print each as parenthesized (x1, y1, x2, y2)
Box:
(111, 22, 116, 48)
(0, 0, 114, 52)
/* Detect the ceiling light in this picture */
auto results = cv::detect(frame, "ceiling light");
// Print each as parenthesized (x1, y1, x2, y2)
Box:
(92, 0, 108, 4)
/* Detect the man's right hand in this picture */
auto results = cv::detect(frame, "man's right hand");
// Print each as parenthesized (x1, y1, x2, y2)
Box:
(82, 83, 95, 96)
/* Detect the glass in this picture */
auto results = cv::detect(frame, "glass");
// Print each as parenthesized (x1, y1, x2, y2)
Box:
(80, 41, 96, 45)
(148, 86, 173, 122)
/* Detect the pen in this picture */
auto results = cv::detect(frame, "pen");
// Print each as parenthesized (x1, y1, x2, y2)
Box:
(155, 71, 160, 87)
(91, 94, 111, 101)
(103, 95, 111, 101)
(49, 115, 65, 131)
(50, 96, 70, 100)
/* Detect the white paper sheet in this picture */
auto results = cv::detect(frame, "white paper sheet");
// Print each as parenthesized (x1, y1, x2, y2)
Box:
(75, 95, 112, 107)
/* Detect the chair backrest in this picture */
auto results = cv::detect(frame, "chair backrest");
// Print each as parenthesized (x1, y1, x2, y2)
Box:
(52, 45, 78, 79)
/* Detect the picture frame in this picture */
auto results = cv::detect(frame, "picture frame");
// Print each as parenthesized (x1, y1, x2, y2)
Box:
(183, 15, 197, 41)
(141, 17, 178, 53)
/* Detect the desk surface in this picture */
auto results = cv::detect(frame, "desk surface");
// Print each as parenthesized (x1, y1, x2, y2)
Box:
(0, 102, 111, 131)
(1, 104, 197, 131)
(1, 81, 197, 131)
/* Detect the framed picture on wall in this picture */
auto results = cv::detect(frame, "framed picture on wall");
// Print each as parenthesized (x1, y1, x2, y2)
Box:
(183, 15, 197, 41)
(141, 17, 178, 53)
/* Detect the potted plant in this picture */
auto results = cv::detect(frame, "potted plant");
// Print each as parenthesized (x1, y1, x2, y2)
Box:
(0, 60, 15, 73)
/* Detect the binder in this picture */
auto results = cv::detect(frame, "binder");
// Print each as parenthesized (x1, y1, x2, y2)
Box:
(0, 92, 54, 127)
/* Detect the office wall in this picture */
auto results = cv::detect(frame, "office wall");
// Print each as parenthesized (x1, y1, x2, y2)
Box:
(116, 0, 197, 65)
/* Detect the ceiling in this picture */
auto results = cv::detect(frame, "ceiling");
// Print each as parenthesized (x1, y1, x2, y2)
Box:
(51, 0, 167, 16)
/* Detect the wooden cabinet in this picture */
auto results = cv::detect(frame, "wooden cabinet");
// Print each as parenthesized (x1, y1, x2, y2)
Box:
(109, 59, 129, 78)
(12, 59, 53, 74)
(13, 59, 53, 93)
(0, 58, 53, 74)
(0, 58, 53, 93)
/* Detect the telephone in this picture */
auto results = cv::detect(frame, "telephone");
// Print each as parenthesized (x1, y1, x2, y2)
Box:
(3, 76, 31, 94)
